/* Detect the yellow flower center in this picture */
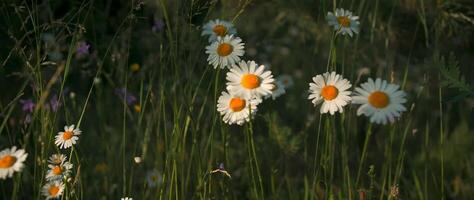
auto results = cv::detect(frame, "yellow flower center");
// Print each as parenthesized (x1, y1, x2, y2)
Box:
(52, 165, 63, 175)
(241, 74, 260, 89)
(368, 91, 390, 108)
(321, 85, 339, 100)
(213, 25, 227, 37)
(63, 131, 73, 140)
(49, 185, 60, 196)
(0, 155, 16, 168)
(229, 98, 246, 112)
(337, 16, 351, 27)
(217, 43, 233, 56)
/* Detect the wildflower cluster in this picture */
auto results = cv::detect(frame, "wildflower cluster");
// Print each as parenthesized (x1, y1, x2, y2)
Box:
(202, 19, 277, 125)
(306, 8, 407, 125)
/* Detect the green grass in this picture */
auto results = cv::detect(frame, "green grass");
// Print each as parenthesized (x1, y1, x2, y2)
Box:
(0, 0, 473, 199)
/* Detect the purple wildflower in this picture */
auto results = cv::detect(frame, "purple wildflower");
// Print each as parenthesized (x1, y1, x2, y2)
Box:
(76, 41, 90, 56)
(114, 88, 137, 105)
(152, 19, 165, 32)
(49, 94, 61, 112)
(20, 99, 35, 113)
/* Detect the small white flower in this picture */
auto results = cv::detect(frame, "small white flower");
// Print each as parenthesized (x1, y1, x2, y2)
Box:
(277, 74, 294, 88)
(46, 161, 73, 181)
(48, 154, 67, 165)
(42, 180, 64, 199)
(55, 124, 81, 149)
(352, 78, 407, 124)
(226, 60, 275, 99)
(146, 169, 163, 188)
(0, 146, 28, 179)
(205, 35, 245, 69)
(217, 91, 260, 125)
(201, 19, 237, 42)
(121, 197, 133, 200)
(326, 8, 360, 37)
(266, 80, 286, 100)
(134, 156, 142, 164)
(308, 72, 352, 115)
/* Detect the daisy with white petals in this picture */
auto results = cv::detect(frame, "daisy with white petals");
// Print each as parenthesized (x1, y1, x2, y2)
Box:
(42, 180, 64, 199)
(326, 8, 360, 37)
(217, 91, 260, 125)
(201, 19, 237, 42)
(46, 160, 73, 181)
(55, 124, 81, 149)
(48, 154, 67, 165)
(0, 146, 28, 179)
(308, 72, 352, 115)
(352, 78, 407, 125)
(226, 60, 275, 99)
(266, 79, 286, 100)
(206, 35, 245, 69)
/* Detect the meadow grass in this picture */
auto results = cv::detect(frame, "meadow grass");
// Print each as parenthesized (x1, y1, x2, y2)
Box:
(0, 0, 473, 199)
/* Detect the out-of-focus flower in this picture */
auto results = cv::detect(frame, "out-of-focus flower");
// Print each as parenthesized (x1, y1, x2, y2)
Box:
(130, 63, 140, 73)
(0, 146, 28, 179)
(326, 8, 360, 37)
(152, 19, 165, 32)
(266, 80, 286, 100)
(49, 94, 60, 112)
(20, 99, 34, 113)
(134, 104, 141, 113)
(121, 197, 132, 200)
(201, 19, 237, 42)
(76, 41, 90, 57)
(146, 169, 163, 188)
(42, 181, 64, 199)
(277, 75, 294, 88)
(390, 185, 399, 199)
(114, 88, 137, 106)
(133, 156, 142, 164)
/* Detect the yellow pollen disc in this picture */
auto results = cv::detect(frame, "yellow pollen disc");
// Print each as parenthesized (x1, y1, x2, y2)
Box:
(368, 91, 390, 108)
(213, 25, 227, 36)
(229, 98, 246, 112)
(217, 43, 233, 56)
(63, 131, 73, 140)
(52, 166, 63, 175)
(0, 155, 17, 168)
(321, 85, 339, 100)
(337, 16, 351, 27)
(49, 185, 60, 196)
(241, 74, 261, 89)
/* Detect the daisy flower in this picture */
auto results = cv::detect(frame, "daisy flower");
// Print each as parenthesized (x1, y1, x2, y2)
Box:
(46, 161, 73, 181)
(217, 91, 260, 125)
(205, 35, 244, 69)
(201, 19, 237, 42)
(326, 8, 360, 37)
(0, 146, 28, 179)
(55, 124, 81, 149)
(42, 180, 64, 199)
(226, 60, 275, 99)
(277, 74, 294, 88)
(266, 79, 286, 100)
(48, 154, 67, 165)
(352, 78, 407, 125)
(121, 197, 133, 200)
(146, 169, 163, 188)
(308, 72, 352, 115)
